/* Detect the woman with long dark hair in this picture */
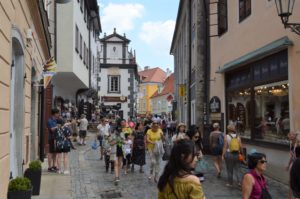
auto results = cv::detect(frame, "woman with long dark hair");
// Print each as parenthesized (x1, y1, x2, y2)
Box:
(157, 139, 205, 199)
(186, 125, 205, 182)
(131, 122, 146, 173)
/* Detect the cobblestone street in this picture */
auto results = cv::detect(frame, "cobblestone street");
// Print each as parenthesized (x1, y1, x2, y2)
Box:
(68, 132, 289, 199)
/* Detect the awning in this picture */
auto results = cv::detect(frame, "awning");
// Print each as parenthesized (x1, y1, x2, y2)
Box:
(216, 36, 293, 73)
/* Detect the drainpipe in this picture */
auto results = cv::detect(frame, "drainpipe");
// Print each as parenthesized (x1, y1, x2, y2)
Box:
(88, 18, 91, 88)
(187, 0, 192, 127)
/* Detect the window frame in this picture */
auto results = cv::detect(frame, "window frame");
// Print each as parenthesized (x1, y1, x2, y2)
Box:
(83, 42, 86, 65)
(239, 0, 251, 22)
(218, 0, 228, 36)
(75, 25, 79, 53)
(80, 0, 83, 13)
(108, 75, 121, 93)
(79, 34, 82, 59)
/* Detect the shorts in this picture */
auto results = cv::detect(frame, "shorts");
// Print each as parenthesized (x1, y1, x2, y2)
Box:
(57, 147, 71, 153)
(97, 135, 103, 147)
(125, 154, 131, 164)
(48, 138, 56, 153)
(211, 147, 222, 156)
(116, 146, 123, 157)
(79, 130, 87, 138)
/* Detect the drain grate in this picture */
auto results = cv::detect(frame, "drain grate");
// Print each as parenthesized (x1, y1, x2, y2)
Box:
(100, 191, 122, 199)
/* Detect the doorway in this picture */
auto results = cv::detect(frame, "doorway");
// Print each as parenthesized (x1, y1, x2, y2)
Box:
(10, 35, 25, 178)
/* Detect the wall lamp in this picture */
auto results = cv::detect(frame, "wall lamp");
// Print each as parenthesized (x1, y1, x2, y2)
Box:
(275, 0, 300, 35)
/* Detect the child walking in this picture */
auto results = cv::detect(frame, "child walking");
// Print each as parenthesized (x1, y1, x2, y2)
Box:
(123, 134, 132, 174)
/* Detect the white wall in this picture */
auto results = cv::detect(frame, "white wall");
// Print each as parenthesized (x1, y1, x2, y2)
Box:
(106, 43, 123, 64)
(98, 68, 131, 119)
(56, 0, 90, 87)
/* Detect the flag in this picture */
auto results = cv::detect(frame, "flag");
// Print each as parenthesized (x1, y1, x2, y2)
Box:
(43, 57, 57, 88)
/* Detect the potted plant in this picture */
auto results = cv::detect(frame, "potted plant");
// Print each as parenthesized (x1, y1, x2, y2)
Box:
(24, 160, 42, 195)
(7, 177, 32, 199)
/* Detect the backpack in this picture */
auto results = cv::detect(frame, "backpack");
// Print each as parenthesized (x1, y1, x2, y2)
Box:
(217, 133, 224, 150)
(229, 134, 240, 152)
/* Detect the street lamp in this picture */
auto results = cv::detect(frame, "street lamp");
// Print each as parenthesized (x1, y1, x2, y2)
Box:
(275, 0, 300, 35)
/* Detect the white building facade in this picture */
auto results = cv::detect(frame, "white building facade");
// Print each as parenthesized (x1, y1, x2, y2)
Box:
(98, 29, 138, 120)
(52, 0, 101, 113)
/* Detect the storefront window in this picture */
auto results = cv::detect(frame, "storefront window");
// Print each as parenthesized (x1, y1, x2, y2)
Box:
(254, 81, 289, 144)
(227, 88, 251, 139)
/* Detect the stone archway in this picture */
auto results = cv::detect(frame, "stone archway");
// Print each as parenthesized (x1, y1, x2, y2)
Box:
(10, 26, 25, 178)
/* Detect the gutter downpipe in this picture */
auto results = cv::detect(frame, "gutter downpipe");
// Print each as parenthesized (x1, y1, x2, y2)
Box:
(187, 0, 192, 127)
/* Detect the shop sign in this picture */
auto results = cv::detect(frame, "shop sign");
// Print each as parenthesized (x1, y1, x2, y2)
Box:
(101, 96, 127, 102)
(209, 96, 221, 113)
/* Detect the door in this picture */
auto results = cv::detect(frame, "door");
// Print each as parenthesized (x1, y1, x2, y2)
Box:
(9, 57, 17, 179)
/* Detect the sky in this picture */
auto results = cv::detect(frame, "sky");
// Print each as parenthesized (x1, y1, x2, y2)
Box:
(97, 0, 180, 71)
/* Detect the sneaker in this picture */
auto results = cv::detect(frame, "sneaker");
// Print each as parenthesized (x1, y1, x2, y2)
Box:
(199, 176, 205, 182)
(115, 177, 120, 182)
(53, 167, 59, 172)
(64, 170, 70, 175)
(58, 170, 64, 174)
(148, 175, 152, 180)
(48, 167, 55, 172)
(217, 172, 221, 179)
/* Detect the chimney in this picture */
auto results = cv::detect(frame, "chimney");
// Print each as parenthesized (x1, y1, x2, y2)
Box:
(144, 66, 149, 70)
(166, 68, 171, 77)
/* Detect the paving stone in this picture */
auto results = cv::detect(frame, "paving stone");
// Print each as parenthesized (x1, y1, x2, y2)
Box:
(68, 132, 289, 199)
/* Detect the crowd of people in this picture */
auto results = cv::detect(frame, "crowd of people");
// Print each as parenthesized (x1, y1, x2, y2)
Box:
(47, 109, 300, 199)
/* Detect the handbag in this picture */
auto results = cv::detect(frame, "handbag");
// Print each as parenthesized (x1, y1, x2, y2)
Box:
(195, 159, 209, 173)
(91, 140, 99, 150)
(153, 140, 164, 155)
(162, 143, 172, 161)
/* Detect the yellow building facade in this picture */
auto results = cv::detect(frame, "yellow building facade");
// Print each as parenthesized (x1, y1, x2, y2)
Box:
(138, 83, 160, 115)
(0, 0, 51, 197)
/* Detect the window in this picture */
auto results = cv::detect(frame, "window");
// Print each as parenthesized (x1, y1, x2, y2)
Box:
(84, 4, 87, 22)
(218, 0, 228, 35)
(83, 43, 86, 64)
(108, 75, 120, 93)
(239, 0, 251, 22)
(86, 48, 89, 68)
(80, 0, 83, 12)
(79, 34, 82, 59)
(75, 25, 79, 53)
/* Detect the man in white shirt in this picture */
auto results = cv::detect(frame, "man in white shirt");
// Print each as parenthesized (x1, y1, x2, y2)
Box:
(78, 114, 88, 145)
(97, 118, 110, 160)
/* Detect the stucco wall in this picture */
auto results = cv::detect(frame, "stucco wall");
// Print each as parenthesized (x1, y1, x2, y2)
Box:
(0, 0, 50, 197)
(210, 1, 300, 129)
(209, 0, 300, 182)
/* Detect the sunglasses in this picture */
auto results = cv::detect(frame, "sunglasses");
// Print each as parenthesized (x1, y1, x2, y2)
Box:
(259, 160, 268, 164)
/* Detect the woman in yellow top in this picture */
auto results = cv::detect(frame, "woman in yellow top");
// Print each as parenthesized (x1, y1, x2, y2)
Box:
(158, 139, 205, 199)
(146, 121, 164, 182)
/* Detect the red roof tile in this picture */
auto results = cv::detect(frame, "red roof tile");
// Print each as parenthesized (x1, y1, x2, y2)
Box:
(151, 73, 174, 98)
(138, 67, 166, 83)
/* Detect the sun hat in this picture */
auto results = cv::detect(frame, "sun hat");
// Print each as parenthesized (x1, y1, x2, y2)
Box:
(227, 124, 236, 132)
(177, 122, 186, 129)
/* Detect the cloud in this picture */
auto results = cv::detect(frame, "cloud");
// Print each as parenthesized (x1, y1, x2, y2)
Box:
(139, 20, 176, 54)
(101, 3, 144, 34)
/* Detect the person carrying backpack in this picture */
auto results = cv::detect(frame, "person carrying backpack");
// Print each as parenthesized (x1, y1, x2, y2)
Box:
(222, 123, 243, 187)
(209, 123, 224, 178)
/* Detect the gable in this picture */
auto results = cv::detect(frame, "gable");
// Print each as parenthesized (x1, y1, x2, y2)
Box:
(106, 36, 124, 42)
